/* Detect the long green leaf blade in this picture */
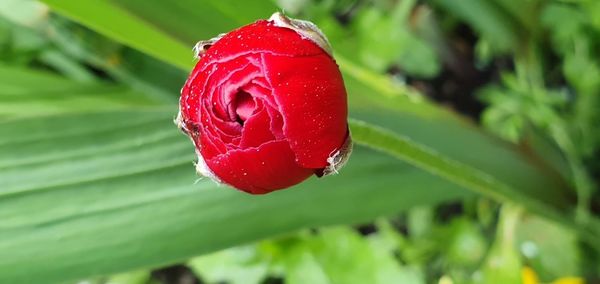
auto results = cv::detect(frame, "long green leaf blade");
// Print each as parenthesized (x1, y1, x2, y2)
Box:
(0, 109, 470, 284)
(38, 0, 573, 206)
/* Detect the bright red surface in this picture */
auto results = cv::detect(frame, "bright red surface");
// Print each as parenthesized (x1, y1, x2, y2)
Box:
(180, 20, 348, 194)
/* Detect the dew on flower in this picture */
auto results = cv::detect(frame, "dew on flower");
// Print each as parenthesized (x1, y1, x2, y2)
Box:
(177, 12, 350, 194)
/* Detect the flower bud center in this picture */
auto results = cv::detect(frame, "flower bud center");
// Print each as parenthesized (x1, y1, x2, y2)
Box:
(233, 90, 255, 125)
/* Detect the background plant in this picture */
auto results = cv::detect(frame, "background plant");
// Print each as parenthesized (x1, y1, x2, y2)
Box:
(0, 0, 598, 283)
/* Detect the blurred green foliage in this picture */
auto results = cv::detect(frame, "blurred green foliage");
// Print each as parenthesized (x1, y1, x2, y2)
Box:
(0, 0, 599, 283)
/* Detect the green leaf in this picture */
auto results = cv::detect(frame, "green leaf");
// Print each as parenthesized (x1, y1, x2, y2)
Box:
(304, 228, 424, 284)
(0, 65, 469, 283)
(40, 0, 279, 70)
(38, 0, 600, 253)
(516, 216, 581, 280)
(354, 8, 441, 77)
(0, 109, 470, 283)
(48, 0, 572, 195)
(282, 243, 331, 284)
(443, 218, 487, 267)
(0, 64, 161, 119)
(5, 1, 599, 282)
(189, 245, 269, 284)
(190, 227, 426, 284)
(40, 0, 193, 70)
(431, 0, 521, 53)
(104, 270, 153, 284)
(355, 113, 572, 212)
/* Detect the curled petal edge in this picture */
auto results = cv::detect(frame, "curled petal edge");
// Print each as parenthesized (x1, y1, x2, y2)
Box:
(268, 12, 333, 56)
(195, 152, 221, 184)
(174, 109, 188, 134)
(193, 33, 226, 59)
(175, 110, 222, 184)
(321, 133, 353, 176)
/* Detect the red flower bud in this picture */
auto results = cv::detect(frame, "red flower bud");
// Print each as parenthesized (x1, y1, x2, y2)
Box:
(176, 12, 351, 194)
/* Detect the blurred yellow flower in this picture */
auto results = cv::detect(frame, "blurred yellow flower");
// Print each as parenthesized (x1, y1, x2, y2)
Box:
(522, 266, 539, 284)
(522, 266, 585, 284)
(552, 278, 585, 284)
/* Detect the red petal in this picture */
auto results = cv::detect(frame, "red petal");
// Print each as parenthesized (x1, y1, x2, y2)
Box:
(180, 18, 350, 192)
(263, 53, 348, 168)
(198, 20, 324, 64)
(206, 141, 313, 194)
(233, 91, 255, 122)
(239, 101, 276, 148)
